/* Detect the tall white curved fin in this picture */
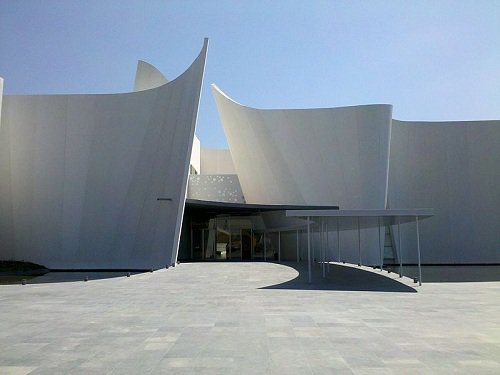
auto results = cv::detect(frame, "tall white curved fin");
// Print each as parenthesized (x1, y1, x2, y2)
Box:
(0, 39, 209, 270)
(0, 77, 3, 127)
(134, 60, 169, 91)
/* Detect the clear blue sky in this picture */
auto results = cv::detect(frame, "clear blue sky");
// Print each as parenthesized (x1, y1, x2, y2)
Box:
(1, 0, 499, 148)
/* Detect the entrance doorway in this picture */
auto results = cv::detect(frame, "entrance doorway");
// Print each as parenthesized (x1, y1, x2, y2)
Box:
(187, 215, 257, 261)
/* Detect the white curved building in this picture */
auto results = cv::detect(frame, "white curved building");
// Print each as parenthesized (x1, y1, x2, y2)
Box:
(211, 85, 500, 265)
(0, 39, 208, 270)
(388, 119, 500, 264)
(212, 85, 393, 208)
(1, 39, 499, 271)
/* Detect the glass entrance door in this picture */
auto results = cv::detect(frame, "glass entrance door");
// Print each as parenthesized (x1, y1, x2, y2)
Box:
(189, 215, 258, 261)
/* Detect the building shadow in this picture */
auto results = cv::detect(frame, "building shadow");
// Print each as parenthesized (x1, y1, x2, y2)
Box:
(259, 262, 417, 293)
(393, 265, 500, 283)
(0, 271, 145, 285)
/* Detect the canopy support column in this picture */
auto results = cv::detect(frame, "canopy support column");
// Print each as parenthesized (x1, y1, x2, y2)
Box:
(337, 219, 340, 262)
(202, 229, 205, 260)
(240, 228, 243, 261)
(326, 221, 330, 272)
(296, 229, 300, 263)
(357, 217, 361, 266)
(264, 232, 267, 261)
(251, 226, 254, 260)
(321, 220, 325, 277)
(398, 216, 403, 278)
(190, 217, 193, 260)
(228, 217, 231, 260)
(378, 216, 382, 271)
(416, 216, 422, 286)
(278, 231, 281, 263)
(307, 216, 311, 283)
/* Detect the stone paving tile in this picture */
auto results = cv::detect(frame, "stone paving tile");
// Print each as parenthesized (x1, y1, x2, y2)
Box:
(0, 367, 37, 375)
(1, 261, 500, 374)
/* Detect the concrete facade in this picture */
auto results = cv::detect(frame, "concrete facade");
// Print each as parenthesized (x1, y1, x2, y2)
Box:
(388, 119, 500, 264)
(0, 40, 208, 270)
(200, 148, 237, 175)
(1, 38, 499, 269)
(211, 85, 500, 265)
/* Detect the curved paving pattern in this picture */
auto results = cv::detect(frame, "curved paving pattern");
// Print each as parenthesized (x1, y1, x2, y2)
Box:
(1, 262, 500, 374)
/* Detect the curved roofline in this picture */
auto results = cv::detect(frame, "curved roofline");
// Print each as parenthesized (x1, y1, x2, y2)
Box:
(5, 38, 209, 98)
(211, 83, 392, 112)
(393, 118, 500, 125)
(133, 60, 169, 92)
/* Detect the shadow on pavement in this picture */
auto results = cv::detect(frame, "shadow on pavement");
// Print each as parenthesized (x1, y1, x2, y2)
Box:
(260, 262, 417, 293)
(0, 271, 145, 285)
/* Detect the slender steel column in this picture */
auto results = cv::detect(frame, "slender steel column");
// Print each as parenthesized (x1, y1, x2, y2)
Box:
(337, 219, 340, 262)
(228, 217, 231, 260)
(202, 229, 205, 260)
(251, 225, 254, 260)
(378, 216, 382, 271)
(296, 229, 300, 263)
(322, 220, 326, 277)
(307, 216, 311, 283)
(312, 225, 315, 264)
(278, 231, 281, 263)
(264, 232, 267, 261)
(214, 217, 217, 259)
(416, 216, 422, 286)
(357, 217, 361, 266)
(326, 221, 329, 272)
(398, 216, 403, 277)
(190, 216, 193, 260)
(240, 228, 243, 260)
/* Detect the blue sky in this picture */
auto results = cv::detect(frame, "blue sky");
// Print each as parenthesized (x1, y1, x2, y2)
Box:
(1, 0, 499, 148)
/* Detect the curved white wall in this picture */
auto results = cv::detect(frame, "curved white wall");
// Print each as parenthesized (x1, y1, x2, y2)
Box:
(190, 135, 201, 174)
(389, 119, 500, 264)
(0, 77, 3, 126)
(212, 85, 393, 208)
(212, 85, 393, 265)
(200, 148, 236, 175)
(0, 39, 208, 270)
(133, 60, 169, 91)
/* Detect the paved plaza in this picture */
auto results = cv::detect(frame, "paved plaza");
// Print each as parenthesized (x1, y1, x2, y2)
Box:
(1, 262, 500, 374)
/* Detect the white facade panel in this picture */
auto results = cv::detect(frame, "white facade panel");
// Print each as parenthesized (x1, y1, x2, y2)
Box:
(0, 39, 208, 270)
(200, 148, 236, 175)
(0, 77, 3, 127)
(212, 85, 393, 208)
(190, 135, 201, 174)
(388, 119, 500, 264)
(212, 85, 393, 265)
(133, 60, 169, 91)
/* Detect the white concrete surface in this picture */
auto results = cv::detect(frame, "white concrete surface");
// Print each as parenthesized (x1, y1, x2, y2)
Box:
(133, 60, 169, 92)
(1, 262, 500, 374)
(212, 85, 392, 209)
(212, 85, 395, 266)
(190, 135, 201, 175)
(0, 77, 3, 130)
(0, 39, 209, 270)
(211, 85, 500, 265)
(200, 148, 237, 175)
(389, 119, 500, 264)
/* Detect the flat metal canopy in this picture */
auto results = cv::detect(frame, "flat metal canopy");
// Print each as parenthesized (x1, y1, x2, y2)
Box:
(286, 208, 434, 227)
(286, 208, 433, 217)
(185, 198, 339, 215)
(285, 208, 434, 285)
